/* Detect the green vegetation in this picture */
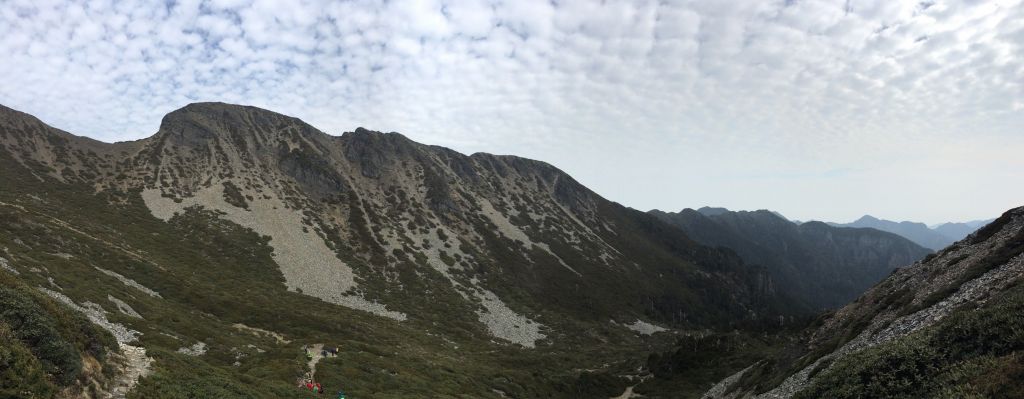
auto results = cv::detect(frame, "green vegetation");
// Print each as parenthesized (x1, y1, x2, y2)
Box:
(636, 331, 793, 398)
(0, 152, 688, 397)
(0, 114, 845, 398)
(0, 272, 116, 397)
(221, 181, 249, 209)
(794, 282, 1024, 398)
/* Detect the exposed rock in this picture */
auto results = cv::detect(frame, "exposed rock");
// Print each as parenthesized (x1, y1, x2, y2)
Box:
(1, 256, 19, 275)
(38, 287, 141, 344)
(475, 288, 545, 348)
(141, 186, 406, 321)
(176, 342, 208, 356)
(621, 319, 669, 335)
(95, 266, 162, 298)
(108, 295, 143, 318)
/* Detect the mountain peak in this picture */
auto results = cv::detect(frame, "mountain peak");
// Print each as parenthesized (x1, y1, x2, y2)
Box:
(161, 102, 295, 126)
(854, 214, 880, 223)
(154, 102, 323, 148)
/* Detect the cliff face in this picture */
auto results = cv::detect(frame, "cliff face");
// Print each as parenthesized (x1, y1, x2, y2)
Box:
(650, 208, 931, 310)
(0, 102, 791, 351)
(704, 206, 1024, 398)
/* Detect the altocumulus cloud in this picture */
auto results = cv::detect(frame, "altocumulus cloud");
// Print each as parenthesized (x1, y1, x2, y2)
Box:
(0, 0, 1022, 223)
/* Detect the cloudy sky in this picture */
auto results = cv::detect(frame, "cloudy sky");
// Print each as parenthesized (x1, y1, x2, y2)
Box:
(1, 0, 1022, 224)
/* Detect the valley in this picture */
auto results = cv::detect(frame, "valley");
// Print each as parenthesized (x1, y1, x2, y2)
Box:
(0, 103, 1018, 398)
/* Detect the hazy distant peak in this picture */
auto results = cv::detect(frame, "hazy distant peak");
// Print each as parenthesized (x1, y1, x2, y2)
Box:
(835, 214, 995, 251)
(696, 206, 730, 216)
(854, 214, 881, 223)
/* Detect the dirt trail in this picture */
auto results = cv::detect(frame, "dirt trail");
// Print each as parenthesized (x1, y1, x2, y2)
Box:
(611, 385, 637, 399)
(306, 344, 324, 379)
(105, 344, 153, 399)
(233, 323, 290, 344)
(611, 374, 651, 399)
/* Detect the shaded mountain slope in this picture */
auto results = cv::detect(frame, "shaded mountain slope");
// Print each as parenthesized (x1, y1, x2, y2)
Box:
(703, 206, 1024, 398)
(650, 208, 931, 310)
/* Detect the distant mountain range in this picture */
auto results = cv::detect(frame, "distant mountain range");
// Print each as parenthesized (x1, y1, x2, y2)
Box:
(829, 215, 995, 250)
(650, 207, 931, 310)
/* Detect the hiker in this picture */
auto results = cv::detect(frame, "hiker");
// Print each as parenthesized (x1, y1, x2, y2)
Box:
(337, 390, 346, 399)
(315, 382, 323, 393)
(305, 381, 313, 391)
(329, 347, 339, 356)
(321, 349, 328, 357)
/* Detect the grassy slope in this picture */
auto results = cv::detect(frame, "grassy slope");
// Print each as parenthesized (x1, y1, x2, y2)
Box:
(0, 269, 118, 398)
(0, 151, 688, 398)
(633, 331, 794, 398)
(794, 279, 1024, 398)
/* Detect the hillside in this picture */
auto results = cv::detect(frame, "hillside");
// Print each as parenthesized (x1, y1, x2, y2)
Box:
(831, 215, 992, 251)
(0, 102, 798, 397)
(650, 208, 931, 309)
(702, 206, 1024, 398)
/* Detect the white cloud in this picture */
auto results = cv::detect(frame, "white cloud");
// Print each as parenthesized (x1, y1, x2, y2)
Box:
(0, 0, 1021, 223)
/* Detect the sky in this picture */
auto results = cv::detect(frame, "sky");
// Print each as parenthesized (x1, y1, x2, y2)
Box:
(1, 0, 1022, 225)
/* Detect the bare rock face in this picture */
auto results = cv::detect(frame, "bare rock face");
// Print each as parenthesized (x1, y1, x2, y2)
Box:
(0, 102, 794, 347)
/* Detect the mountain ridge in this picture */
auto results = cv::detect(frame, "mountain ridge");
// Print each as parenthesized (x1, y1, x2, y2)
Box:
(831, 214, 995, 250)
(650, 208, 931, 310)
(0, 101, 793, 347)
(0, 101, 811, 396)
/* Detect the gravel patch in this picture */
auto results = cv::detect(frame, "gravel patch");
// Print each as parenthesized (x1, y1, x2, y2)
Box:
(621, 319, 669, 335)
(478, 198, 580, 276)
(176, 341, 208, 356)
(141, 186, 405, 321)
(381, 212, 547, 347)
(95, 266, 161, 298)
(0, 256, 18, 275)
(701, 365, 754, 399)
(38, 287, 141, 344)
(108, 295, 143, 318)
(474, 288, 545, 348)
